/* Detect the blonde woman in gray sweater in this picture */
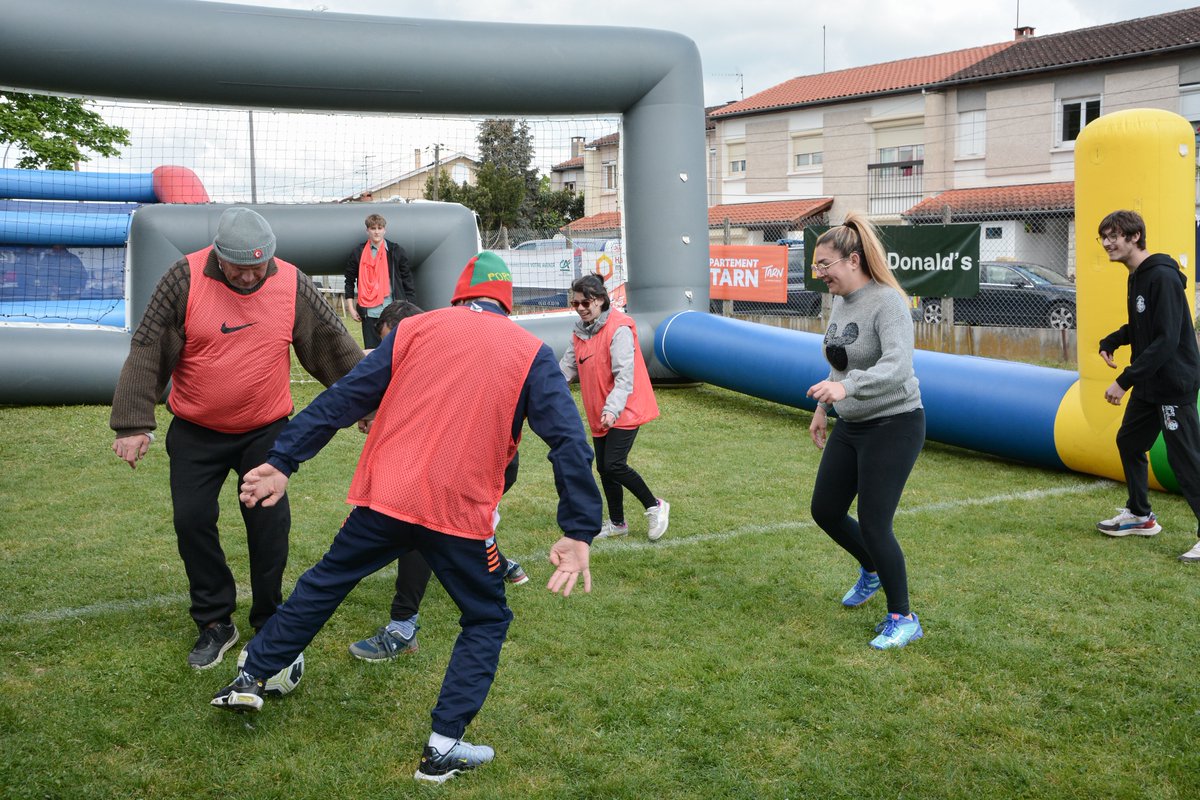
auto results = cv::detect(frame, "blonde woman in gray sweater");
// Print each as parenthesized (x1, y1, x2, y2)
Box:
(806, 213, 925, 650)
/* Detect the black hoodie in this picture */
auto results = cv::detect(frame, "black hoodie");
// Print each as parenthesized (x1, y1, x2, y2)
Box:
(1099, 253, 1200, 404)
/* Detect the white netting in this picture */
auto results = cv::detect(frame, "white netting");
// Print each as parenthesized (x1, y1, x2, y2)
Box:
(1, 93, 622, 327)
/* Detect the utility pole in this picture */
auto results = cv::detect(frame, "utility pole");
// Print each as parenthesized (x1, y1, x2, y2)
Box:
(356, 154, 375, 199)
(248, 110, 258, 203)
(431, 143, 443, 201)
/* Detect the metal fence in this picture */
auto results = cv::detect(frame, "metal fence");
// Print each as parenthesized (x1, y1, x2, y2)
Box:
(713, 209, 1082, 334)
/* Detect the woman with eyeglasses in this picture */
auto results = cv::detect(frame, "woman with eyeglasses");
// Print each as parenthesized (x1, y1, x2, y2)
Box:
(806, 213, 925, 649)
(559, 273, 670, 541)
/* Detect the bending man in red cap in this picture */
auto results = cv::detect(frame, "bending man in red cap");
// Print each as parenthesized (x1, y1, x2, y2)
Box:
(210, 251, 602, 785)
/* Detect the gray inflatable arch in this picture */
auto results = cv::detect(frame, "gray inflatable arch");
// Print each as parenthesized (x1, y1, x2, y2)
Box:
(0, 0, 708, 404)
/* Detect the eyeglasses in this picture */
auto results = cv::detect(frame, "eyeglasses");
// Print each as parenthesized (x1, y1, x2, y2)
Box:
(1096, 233, 1121, 245)
(812, 256, 849, 274)
(569, 298, 596, 308)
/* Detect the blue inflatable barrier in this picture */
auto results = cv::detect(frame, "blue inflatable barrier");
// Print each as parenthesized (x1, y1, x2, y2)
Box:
(0, 210, 131, 246)
(655, 310, 1076, 470)
(0, 299, 126, 327)
(0, 168, 157, 203)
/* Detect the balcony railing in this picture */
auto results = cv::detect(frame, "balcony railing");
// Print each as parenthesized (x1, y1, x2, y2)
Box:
(867, 159, 924, 216)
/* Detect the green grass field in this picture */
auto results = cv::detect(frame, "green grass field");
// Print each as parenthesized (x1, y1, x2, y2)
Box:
(2, 370, 1199, 799)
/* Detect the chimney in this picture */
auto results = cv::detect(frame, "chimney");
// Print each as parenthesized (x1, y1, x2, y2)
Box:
(414, 148, 423, 169)
(570, 136, 585, 158)
(1014, 25, 1035, 40)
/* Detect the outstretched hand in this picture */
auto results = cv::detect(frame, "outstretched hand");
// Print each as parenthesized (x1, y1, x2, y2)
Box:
(240, 463, 289, 508)
(547, 536, 591, 597)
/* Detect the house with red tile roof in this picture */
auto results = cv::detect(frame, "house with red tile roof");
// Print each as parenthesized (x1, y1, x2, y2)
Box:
(706, 7, 1200, 275)
(550, 136, 586, 195)
(564, 199, 834, 245)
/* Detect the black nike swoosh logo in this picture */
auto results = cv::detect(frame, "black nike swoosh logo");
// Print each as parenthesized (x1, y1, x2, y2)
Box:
(220, 322, 256, 334)
(579, 355, 593, 363)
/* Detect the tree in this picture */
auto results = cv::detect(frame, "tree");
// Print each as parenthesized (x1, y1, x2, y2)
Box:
(477, 119, 536, 188)
(423, 170, 471, 205)
(477, 118, 542, 229)
(0, 92, 131, 170)
(529, 175, 584, 232)
(471, 162, 526, 241)
(430, 119, 580, 242)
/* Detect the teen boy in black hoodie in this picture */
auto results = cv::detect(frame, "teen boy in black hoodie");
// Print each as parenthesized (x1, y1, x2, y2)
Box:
(1095, 209, 1200, 562)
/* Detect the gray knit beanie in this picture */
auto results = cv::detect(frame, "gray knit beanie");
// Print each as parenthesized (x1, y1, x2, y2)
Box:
(213, 208, 277, 264)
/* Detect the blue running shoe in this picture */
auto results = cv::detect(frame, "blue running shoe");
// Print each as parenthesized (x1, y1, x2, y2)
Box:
(841, 567, 881, 607)
(869, 612, 923, 650)
(349, 626, 418, 661)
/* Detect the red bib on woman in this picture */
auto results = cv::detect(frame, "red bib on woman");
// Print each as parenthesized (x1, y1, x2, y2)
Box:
(573, 308, 659, 437)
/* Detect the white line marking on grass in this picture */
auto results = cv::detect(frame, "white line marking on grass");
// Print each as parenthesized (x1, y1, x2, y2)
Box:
(5, 593, 192, 624)
(599, 479, 1113, 553)
(1, 479, 1112, 625)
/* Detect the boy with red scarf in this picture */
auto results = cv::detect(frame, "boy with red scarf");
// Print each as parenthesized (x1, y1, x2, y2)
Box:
(343, 213, 415, 348)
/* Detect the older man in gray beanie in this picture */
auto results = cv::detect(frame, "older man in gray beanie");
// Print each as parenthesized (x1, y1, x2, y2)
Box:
(110, 207, 363, 670)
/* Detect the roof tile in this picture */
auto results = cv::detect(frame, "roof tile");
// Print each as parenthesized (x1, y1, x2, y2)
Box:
(948, 8, 1200, 81)
(903, 182, 1074, 220)
(711, 43, 1013, 116)
(564, 199, 834, 233)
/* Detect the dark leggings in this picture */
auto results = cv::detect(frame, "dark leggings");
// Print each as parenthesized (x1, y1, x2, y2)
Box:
(593, 427, 657, 524)
(810, 408, 925, 616)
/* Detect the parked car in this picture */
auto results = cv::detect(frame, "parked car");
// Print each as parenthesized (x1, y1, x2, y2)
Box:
(496, 239, 624, 305)
(710, 244, 822, 316)
(512, 237, 611, 251)
(916, 260, 1075, 329)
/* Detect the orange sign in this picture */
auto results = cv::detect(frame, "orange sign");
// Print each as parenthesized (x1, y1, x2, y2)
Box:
(709, 245, 787, 301)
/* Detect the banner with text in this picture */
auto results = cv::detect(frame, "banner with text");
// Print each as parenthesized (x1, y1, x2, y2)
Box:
(710, 245, 788, 301)
(802, 224, 981, 297)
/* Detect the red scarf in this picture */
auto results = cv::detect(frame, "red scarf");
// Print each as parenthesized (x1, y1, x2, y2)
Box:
(357, 240, 391, 308)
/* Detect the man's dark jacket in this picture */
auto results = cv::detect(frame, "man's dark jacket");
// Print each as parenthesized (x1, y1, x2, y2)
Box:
(1099, 253, 1200, 404)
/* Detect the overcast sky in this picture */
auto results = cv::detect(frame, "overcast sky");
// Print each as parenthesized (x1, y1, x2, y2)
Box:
(211, 0, 1200, 105)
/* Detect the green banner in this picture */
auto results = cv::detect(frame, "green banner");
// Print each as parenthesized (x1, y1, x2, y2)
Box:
(803, 224, 981, 297)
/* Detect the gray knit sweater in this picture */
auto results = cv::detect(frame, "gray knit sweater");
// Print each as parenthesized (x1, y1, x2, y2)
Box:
(822, 280, 922, 421)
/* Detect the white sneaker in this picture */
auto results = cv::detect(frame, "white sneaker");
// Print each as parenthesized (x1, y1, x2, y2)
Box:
(645, 499, 670, 541)
(596, 520, 628, 539)
(1096, 507, 1161, 537)
(1179, 540, 1200, 562)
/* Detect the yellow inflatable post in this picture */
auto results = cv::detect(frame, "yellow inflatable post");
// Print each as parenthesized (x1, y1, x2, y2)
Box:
(1057, 108, 1196, 486)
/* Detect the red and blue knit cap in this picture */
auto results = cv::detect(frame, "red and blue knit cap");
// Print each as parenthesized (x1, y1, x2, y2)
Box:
(451, 251, 513, 312)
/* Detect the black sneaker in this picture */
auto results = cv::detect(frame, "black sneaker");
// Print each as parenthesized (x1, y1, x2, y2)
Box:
(188, 622, 238, 670)
(414, 740, 495, 784)
(210, 670, 265, 713)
